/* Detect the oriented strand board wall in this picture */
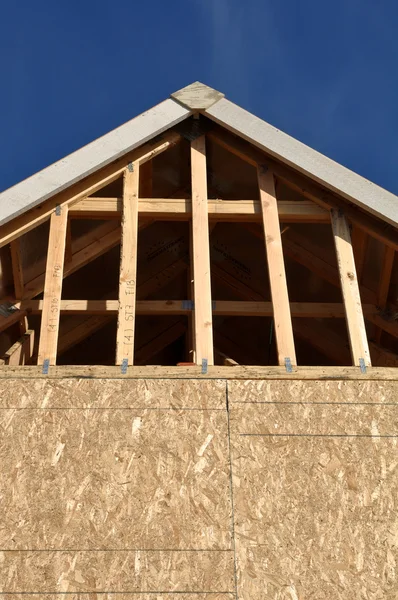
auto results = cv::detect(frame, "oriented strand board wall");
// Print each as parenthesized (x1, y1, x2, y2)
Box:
(0, 378, 398, 598)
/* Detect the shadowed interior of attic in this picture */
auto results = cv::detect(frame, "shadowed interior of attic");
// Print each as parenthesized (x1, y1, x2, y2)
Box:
(0, 116, 397, 368)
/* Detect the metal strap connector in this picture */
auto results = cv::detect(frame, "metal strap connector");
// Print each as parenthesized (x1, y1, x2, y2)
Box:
(182, 300, 194, 310)
(121, 358, 128, 374)
(284, 357, 293, 373)
(201, 358, 208, 375)
(127, 163, 134, 172)
(359, 358, 367, 374)
(55, 204, 61, 216)
(42, 359, 50, 375)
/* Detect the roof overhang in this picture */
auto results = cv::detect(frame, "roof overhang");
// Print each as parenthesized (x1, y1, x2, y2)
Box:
(0, 81, 396, 229)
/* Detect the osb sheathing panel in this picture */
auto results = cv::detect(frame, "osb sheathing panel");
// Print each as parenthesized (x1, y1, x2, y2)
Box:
(0, 378, 226, 409)
(229, 380, 398, 600)
(2, 378, 398, 597)
(0, 379, 234, 594)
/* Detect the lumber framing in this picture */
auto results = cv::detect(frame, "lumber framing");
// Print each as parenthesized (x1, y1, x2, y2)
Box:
(0, 132, 181, 248)
(1, 330, 34, 366)
(0, 365, 397, 380)
(37, 206, 68, 366)
(208, 127, 398, 251)
(191, 135, 214, 366)
(331, 209, 371, 367)
(70, 197, 329, 222)
(258, 167, 296, 366)
(116, 164, 139, 366)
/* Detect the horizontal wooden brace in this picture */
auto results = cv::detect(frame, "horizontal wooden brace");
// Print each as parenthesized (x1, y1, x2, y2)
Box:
(69, 197, 329, 222)
(17, 299, 390, 321)
(0, 365, 397, 380)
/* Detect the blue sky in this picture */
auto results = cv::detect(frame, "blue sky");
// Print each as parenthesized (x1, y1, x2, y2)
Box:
(1, 0, 397, 194)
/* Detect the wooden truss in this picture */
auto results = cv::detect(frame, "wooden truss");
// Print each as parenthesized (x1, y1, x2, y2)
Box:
(0, 123, 396, 371)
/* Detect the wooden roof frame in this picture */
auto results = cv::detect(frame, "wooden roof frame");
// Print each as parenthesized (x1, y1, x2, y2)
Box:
(0, 81, 396, 373)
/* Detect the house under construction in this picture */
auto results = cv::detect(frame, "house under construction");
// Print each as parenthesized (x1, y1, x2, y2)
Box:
(0, 81, 397, 598)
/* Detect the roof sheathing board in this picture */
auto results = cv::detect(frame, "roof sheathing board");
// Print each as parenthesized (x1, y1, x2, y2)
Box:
(204, 98, 398, 228)
(0, 99, 191, 227)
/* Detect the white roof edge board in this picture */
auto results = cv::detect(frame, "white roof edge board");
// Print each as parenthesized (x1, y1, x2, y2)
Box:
(0, 98, 191, 227)
(204, 98, 398, 228)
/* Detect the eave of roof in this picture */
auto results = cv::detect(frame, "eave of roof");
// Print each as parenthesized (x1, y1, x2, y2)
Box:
(0, 99, 191, 227)
(0, 81, 396, 229)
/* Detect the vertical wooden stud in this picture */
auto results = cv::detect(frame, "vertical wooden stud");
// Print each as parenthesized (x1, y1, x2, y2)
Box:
(116, 163, 139, 366)
(191, 135, 214, 366)
(258, 166, 296, 366)
(331, 209, 371, 366)
(37, 207, 68, 366)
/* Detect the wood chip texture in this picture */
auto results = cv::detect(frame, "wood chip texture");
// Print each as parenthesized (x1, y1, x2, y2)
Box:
(1, 377, 398, 598)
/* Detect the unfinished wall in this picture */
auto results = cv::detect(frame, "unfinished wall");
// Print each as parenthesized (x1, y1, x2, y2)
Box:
(1, 378, 398, 598)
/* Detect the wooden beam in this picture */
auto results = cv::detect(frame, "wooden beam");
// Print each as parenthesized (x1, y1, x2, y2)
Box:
(1, 330, 35, 366)
(10, 239, 24, 300)
(37, 206, 68, 365)
(258, 167, 296, 366)
(0, 132, 181, 248)
(374, 246, 395, 343)
(331, 209, 371, 367)
(191, 135, 214, 365)
(70, 197, 329, 222)
(116, 164, 139, 366)
(208, 128, 398, 251)
(0, 364, 396, 380)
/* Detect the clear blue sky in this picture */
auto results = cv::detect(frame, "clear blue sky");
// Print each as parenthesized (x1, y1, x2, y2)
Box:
(1, 0, 397, 194)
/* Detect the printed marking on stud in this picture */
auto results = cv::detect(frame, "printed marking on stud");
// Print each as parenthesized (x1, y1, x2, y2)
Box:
(127, 163, 134, 172)
(285, 357, 293, 373)
(55, 204, 61, 216)
(359, 358, 367, 374)
(121, 358, 128, 374)
(201, 358, 208, 374)
(182, 300, 194, 310)
(42, 359, 50, 375)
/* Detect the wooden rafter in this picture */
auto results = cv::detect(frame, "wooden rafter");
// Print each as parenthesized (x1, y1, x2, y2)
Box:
(331, 209, 371, 367)
(116, 164, 139, 366)
(258, 167, 296, 366)
(37, 206, 68, 366)
(10, 239, 24, 300)
(0, 132, 181, 248)
(191, 135, 214, 366)
(208, 128, 398, 251)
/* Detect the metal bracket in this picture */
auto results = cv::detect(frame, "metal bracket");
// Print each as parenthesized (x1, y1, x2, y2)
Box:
(42, 359, 50, 375)
(55, 204, 61, 216)
(212, 301, 216, 311)
(359, 358, 367, 374)
(182, 300, 194, 310)
(284, 357, 293, 373)
(0, 302, 19, 318)
(201, 359, 208, 375)
(259, 164, 268, 175)
(127, 163, 134, 172)
(121, 358, 128, 374)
